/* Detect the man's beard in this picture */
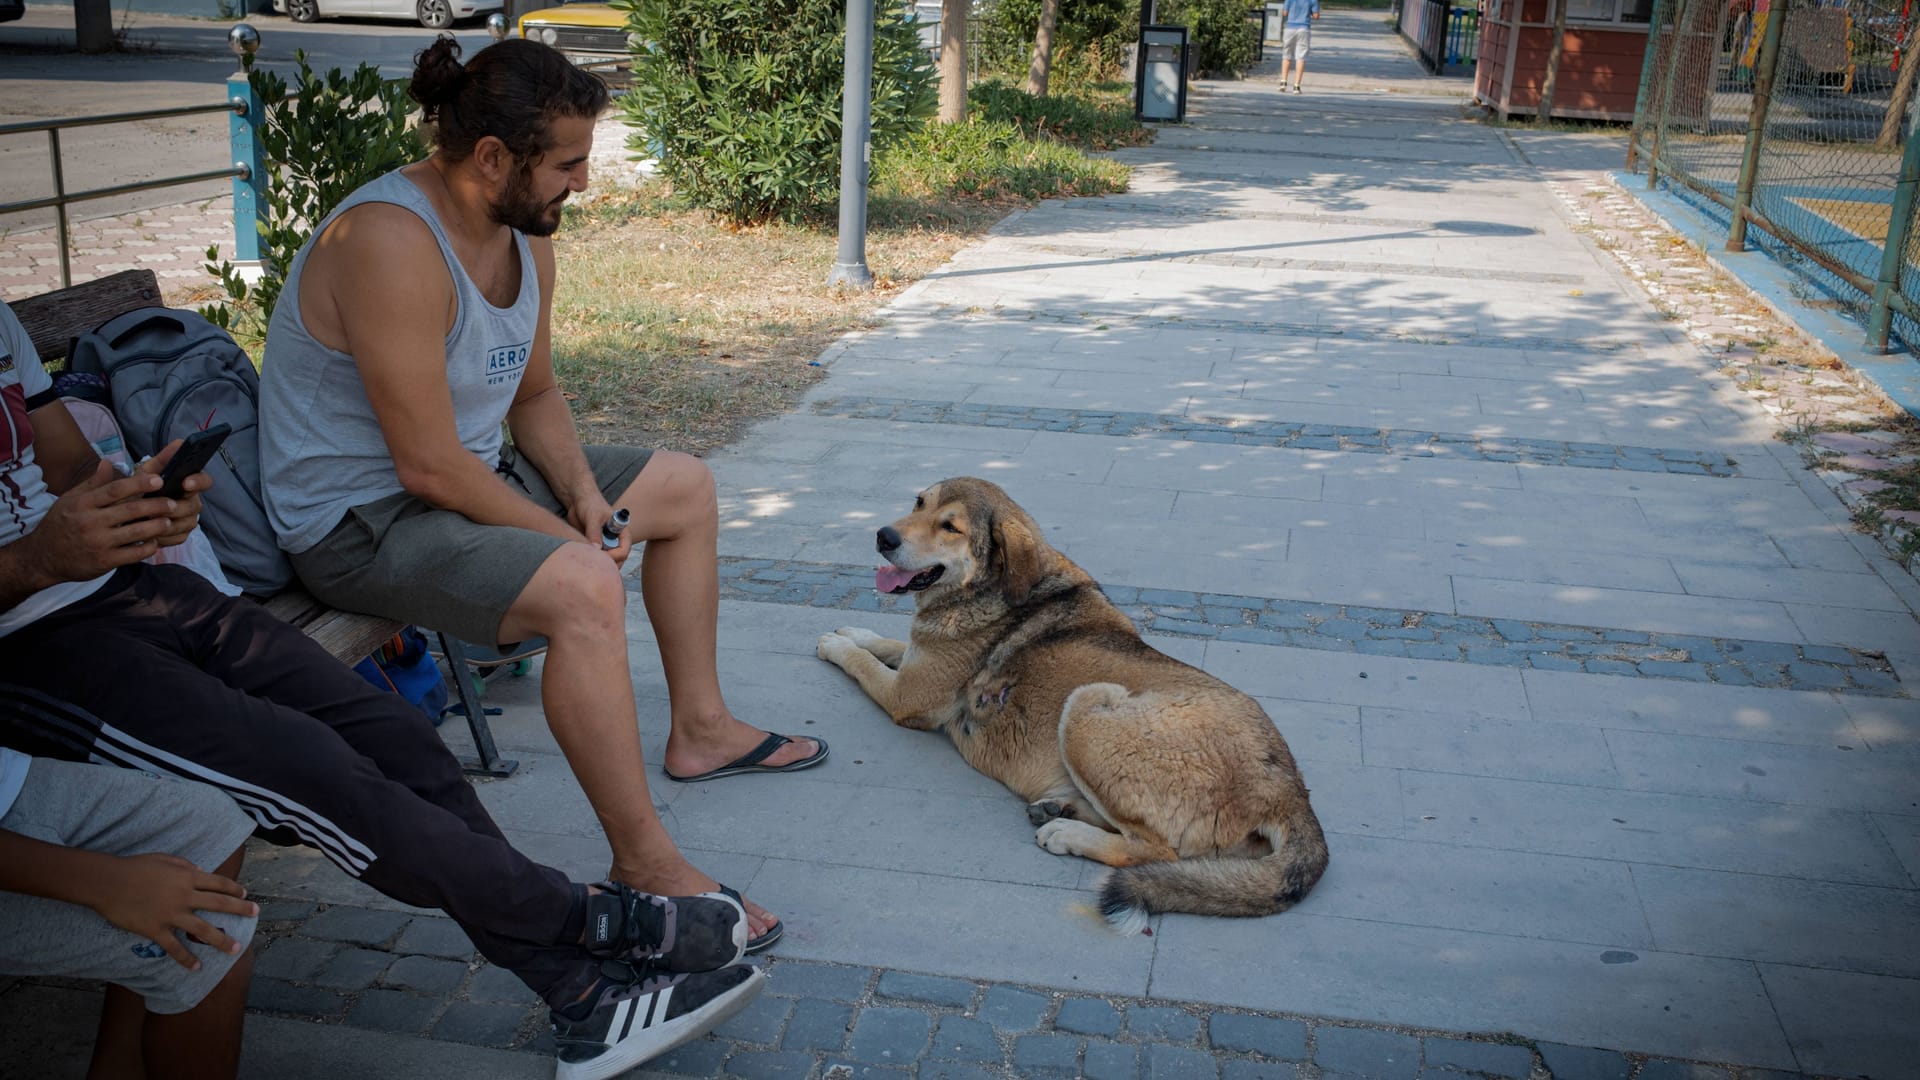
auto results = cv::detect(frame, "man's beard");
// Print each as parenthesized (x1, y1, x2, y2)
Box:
(489, 161, 565, 237)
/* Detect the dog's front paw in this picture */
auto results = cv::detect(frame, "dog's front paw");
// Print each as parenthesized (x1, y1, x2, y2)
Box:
(816, 631, 854, 663)
(1036, 818, 1083, 856)
(835, 626, 883, 648)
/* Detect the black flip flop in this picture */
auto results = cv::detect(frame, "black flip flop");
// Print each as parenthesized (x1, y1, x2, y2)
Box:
(718, 884, 783, 953)
(662, 732, 830, 783)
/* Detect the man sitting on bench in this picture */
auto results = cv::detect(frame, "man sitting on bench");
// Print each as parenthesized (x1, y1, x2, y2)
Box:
(256, 36, 822, 951)
(0, 300, 764, 1080)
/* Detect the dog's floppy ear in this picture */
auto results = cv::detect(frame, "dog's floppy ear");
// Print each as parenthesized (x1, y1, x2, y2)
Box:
(991, 514, 1043, 605)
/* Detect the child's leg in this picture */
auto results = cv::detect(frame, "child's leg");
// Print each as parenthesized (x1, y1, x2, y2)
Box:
(87, 986, 145, 1080)
(139, 844, 252, 1080)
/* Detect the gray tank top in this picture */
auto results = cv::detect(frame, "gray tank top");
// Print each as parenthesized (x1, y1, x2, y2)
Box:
(258, 168, 539, 554)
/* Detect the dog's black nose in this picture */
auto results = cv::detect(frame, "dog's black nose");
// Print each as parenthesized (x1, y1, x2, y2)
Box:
(876, 526, 901, 553)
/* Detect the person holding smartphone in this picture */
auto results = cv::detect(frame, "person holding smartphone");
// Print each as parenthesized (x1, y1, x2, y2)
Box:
(0, 299, 765, 1079)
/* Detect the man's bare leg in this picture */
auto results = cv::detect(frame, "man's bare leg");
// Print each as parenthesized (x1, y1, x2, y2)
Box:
(611, 452, 822, 779)
(496, 470, 789, 940)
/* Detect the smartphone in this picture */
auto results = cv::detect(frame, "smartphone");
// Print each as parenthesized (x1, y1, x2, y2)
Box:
(157, 423, 232, 499)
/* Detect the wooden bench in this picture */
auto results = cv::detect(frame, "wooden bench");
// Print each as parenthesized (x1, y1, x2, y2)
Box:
(13, 269, 517, 777)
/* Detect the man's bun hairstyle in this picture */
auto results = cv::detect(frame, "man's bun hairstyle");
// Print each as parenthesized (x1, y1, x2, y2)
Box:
(409, 34, 610, 164)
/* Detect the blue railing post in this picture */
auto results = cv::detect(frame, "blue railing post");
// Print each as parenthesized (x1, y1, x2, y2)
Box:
(227, 25, 265, 271)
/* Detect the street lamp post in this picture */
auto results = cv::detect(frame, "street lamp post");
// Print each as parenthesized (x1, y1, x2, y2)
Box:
(827, 0, 876, 290)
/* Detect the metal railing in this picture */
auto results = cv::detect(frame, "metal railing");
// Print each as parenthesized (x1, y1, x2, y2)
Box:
(1415, 0, 1481, 74)
(0, 26, 266, 291)
(1630, 0, 1920, 352)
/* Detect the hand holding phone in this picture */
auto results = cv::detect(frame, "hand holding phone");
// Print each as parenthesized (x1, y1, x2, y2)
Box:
(157, 423, 231, 499)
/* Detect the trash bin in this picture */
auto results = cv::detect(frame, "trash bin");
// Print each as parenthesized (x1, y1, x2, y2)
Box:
(1247, 7, 1267, 60)
(1135, 24, 1190, 122)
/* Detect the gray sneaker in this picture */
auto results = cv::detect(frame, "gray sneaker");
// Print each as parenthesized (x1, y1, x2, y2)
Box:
(553, 963, 767, 1080)
(581, 883, 747, 972)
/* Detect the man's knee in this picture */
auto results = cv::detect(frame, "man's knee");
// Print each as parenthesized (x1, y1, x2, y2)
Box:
(655, 451, 717, 514)
(523, 542, 627, 625)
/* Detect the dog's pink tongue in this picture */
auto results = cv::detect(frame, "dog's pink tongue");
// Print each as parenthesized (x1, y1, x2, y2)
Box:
(876, 565, 916, 593)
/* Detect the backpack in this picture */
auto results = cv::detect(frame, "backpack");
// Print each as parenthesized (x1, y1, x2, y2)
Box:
(67, 307, 294, 596)
(352, 626, 451, 727)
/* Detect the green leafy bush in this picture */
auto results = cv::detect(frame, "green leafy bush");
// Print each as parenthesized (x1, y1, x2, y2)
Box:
(1159, 0, 1259, 77)
(968, 77, 1150, 150)
(204, 53, 420, 337)
(987, 0, 1137, 80)
(616, 0, 937, 225)
(872, 115, 1131, 204)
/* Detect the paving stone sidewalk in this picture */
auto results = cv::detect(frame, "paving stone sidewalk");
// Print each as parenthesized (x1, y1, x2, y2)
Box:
(5, 10, 1919, 1080)
(112, 897, 1798, 1080)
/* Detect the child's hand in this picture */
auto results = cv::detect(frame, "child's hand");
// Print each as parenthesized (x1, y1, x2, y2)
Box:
(90, 853, 258, 970)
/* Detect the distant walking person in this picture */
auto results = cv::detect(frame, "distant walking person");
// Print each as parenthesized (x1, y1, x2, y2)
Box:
(1278, 0, 1321, 93)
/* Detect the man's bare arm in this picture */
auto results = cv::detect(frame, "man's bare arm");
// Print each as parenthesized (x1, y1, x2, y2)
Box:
(504, 238, 605, 528)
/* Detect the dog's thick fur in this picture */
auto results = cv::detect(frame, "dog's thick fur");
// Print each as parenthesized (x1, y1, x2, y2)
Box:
(816, 477, 1328, 930)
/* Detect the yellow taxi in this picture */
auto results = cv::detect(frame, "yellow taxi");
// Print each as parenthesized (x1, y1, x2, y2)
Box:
(515, 1, 631, 87)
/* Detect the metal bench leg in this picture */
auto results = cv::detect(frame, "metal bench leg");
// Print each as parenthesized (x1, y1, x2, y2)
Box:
(438, 632, 519, 778)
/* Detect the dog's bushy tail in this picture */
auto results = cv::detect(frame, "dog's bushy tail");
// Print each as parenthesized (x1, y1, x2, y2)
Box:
(1095, 802, 1328, 933)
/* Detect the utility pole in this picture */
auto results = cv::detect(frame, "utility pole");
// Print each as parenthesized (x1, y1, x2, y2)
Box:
(827, 0, 877, 290)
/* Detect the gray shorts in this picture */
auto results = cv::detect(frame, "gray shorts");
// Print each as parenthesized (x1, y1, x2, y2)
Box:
(0, 759, 257, 1014)
(1282, 26, 1311, 59)
(290, 444, 653, 647)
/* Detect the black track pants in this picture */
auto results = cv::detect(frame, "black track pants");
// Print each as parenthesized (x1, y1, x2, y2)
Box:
(0, 564, 594, 1008)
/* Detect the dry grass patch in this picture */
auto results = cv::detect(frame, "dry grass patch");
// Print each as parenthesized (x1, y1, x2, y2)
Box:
(551, 186, 1024, 456)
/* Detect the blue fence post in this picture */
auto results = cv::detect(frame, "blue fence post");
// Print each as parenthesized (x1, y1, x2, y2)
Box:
(227, 25, 265, 270)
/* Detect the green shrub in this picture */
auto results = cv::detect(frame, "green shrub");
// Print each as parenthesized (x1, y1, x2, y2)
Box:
(1159, 0, 1259, 76)
(871, 114, 1131, 205)
(204, 53, 420, 337)
(616, 0, 937, 225)
(987, 0, 1137, 80)
(969, 77, 1149, 150)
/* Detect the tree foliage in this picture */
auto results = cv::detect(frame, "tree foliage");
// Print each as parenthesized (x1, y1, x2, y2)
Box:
(204, 53, 421, 334)
(1159, 0, 1258, 77)
(617, 0, 937, 224)
(990, 0, 1135, 79)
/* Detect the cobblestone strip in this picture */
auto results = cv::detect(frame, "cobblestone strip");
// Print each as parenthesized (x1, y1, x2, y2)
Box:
(994, 239, 1584, 286)
(214, 905, 1828, 1079)
(1043, 200, 1503, 234)
(926, 304, 1641, 354)
(710, 557, 1901, 696)
(812, 397, 1742, 477)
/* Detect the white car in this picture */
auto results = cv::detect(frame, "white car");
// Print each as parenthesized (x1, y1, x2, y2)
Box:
(273, 0, 500, 31)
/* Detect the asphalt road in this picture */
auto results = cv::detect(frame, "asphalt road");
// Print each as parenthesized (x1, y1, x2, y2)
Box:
(0, 5, 501, 232)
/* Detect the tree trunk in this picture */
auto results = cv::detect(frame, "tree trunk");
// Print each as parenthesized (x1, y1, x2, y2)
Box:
(939, 0, 968, 123)
(75, 0, 115, 53)
(1537, 0, 1568, 122)
(1880, 21, 1920, 148)
(1028, 0, 1060, 96)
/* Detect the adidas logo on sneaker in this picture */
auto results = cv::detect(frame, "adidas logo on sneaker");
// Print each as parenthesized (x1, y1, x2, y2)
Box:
(582, 883, 747, 972)
(553, 964, 766, 1080)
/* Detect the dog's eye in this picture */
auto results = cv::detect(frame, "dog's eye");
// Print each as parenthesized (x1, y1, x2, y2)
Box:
(942, 521, 963, 534)
(914, 496, 924, 510)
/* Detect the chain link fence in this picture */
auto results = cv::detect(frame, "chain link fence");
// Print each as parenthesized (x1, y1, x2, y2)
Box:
(1630, 0, 1920, 352)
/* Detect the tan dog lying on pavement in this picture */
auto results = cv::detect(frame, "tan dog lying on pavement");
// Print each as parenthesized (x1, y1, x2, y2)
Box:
(816, 477, 1328, 931)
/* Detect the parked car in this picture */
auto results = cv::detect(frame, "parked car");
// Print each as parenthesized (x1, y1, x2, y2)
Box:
(272, 0, 500, 31)
(516, 0, 631, 87)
